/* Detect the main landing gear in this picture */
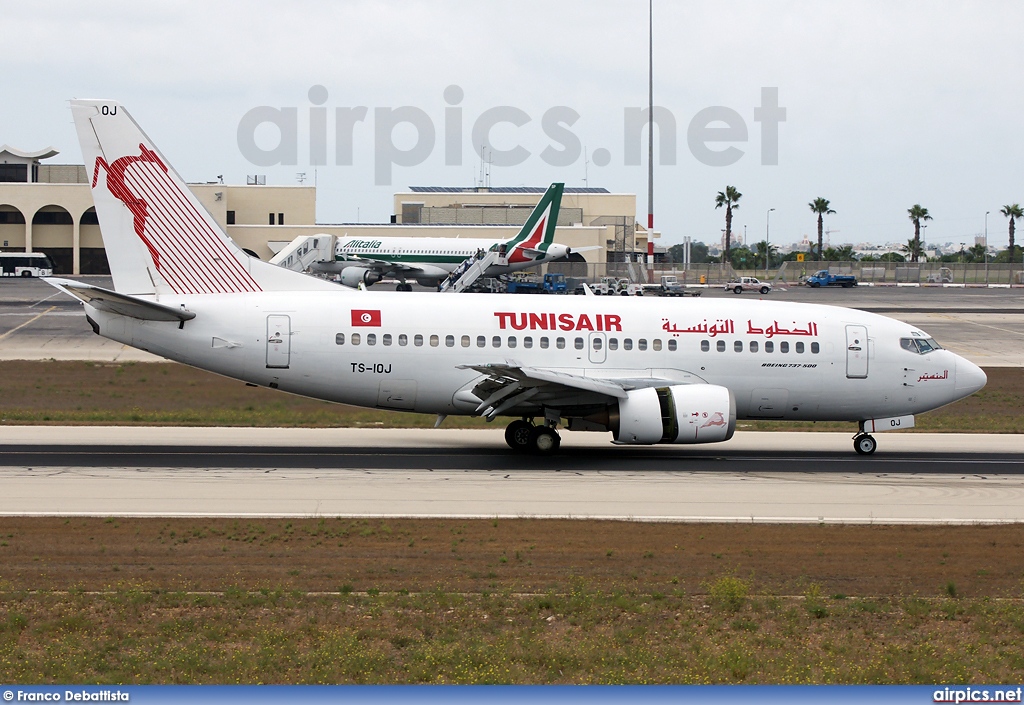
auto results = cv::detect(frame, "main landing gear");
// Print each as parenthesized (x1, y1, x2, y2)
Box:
(396, 282, 413, 292)
(853, 433, 877, 455)
(505, 419, 561, 455)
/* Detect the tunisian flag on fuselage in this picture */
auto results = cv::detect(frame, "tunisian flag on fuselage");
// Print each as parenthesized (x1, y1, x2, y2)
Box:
(351, 309, 382, 327)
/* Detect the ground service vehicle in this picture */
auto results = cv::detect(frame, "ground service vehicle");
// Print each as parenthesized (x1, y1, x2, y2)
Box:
(725, 276, 772, 294)
(0, 252, 54, 277)
(656, 275, 702, 297)
(806, 270, 858, 288)
(50, 100, 987, 457)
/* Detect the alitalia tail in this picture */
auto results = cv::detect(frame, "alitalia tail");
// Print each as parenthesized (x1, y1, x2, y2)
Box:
(49, 100, 987, 455)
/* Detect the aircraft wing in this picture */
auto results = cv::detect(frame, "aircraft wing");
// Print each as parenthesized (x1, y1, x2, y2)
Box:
(456, 362, 686, 419)
(337, 254, 426, 274)
(44, 278, 196, 322)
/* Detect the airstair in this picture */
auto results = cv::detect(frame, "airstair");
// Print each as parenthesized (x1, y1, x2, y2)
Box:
(269, 235, 336, 273)
(438, 250, 506, 293)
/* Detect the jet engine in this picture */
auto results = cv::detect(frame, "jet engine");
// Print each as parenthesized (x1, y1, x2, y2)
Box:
(612, 384, 736, 444)
(339, 267, 383, 288)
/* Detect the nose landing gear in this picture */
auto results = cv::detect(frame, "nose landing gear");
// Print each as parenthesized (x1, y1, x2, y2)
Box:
(504, 419, 561, 455)
(853, 433, 877, 455)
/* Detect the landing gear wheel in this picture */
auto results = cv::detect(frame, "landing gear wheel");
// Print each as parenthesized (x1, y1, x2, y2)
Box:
(529, 426, 561, 455)
(854, 434, 877, 455)
(504, 420, 533, 452)
(733, 286, 743, 294)
(397, 283, 412, 292)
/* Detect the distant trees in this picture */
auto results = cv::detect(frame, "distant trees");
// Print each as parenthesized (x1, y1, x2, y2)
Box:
(808, 198, 835, 262)
(822, 244, 855, 261)
(1000, 204, 1022, 264)
(715, 186, 742, 261)
(753, 240, 778, 270)
(666, 241, 710, 264)
(906, 205, 932, 263)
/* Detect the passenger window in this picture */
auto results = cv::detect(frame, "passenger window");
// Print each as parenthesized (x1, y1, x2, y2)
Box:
(593, 337, 603, 350)
(445, 335, 455, 347)
(811, 342, 820, 354)
(638, 339, 648, 351)
(477, 335, 486, 348)
(335, 333, 345, 345)
(717, 340, 726, 352)
(652, 339, 662, 351)
(765, 341, 774, 353)
(796, 341, 805, 353)
(367, 333, 376, 346)
(383, 334, 392, 346)
(461, 335, 470, 347)
(524, 337, 533, 349)
(609, 338, 618, 351)
(701, 340, 710, 352)
(574, 337, 584, 350)
(623, 339, 633, 351)
(399, 334, 408, 346)
(351, 333, 361, 346)
(734, 340, 743, 352)
(414, 334, 423, 347)
(429, 335, 439, 347)
(508, 336, 517, 348)
(556, 337, 566, 349)
(780, 341, 789, 353)
(492, 336, 502, 348)
(540, 337, 549, 349)
(750, 341, 759, 353)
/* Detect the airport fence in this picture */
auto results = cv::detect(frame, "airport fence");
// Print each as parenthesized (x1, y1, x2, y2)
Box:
(540, 261, 1024, 287)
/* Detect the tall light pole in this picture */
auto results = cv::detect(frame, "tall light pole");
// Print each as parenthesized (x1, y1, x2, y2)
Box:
(766, 207, 775, 277)
(985, 210, 990, 283)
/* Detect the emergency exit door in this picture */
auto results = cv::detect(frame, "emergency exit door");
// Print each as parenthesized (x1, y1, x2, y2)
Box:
(845, 324, 868, 378)
(266, 315, 291, 369)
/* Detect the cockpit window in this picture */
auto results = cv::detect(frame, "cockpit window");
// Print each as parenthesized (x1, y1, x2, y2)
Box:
(900, 337, 942, 354)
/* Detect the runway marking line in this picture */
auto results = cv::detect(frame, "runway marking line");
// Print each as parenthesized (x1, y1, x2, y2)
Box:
(0, 305, 56, 342)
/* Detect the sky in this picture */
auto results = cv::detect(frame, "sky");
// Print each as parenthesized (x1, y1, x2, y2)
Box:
(3, 0, 1023, 250)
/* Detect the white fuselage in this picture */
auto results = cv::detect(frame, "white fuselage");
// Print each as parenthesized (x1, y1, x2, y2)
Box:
(84, 291, 984, 426)
(316, 236, 567, 282)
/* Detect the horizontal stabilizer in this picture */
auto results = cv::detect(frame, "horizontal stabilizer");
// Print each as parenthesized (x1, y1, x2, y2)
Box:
(44, 278, 196, 322)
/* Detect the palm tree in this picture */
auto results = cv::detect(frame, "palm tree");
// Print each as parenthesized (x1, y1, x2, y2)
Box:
(1000, 204, 1023, 264)
(714, 186, 742, 260)
(808, 198, 835, 262)
(967, 243, 988, 263)
(901, 238, 924, 262)
(907, 204, 932, 263)
(753, 240, 777, 270)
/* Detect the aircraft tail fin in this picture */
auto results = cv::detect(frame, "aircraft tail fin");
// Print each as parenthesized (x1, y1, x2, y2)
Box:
(70, 100, 337, 295)
(503, 183, 563, 262)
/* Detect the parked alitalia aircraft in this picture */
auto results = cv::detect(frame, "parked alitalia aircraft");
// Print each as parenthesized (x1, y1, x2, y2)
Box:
(48, 100, 987, 455)
(280, 183, 576, 290)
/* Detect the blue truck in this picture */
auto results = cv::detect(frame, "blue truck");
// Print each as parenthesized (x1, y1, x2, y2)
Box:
(805, 269, 858, 288)
(506, 273, 568, 294)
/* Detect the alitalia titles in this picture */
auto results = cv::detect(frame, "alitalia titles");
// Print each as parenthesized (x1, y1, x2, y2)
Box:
(342, 239, 383, 249)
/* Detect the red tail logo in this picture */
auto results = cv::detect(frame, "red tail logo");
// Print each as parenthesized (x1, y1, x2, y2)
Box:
(92, 144, 261, 295)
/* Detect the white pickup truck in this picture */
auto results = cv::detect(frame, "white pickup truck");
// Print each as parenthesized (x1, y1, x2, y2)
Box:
(725, 276, 772, 294)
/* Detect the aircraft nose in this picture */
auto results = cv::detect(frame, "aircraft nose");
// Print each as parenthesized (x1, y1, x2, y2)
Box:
(954, 355, 987, 396)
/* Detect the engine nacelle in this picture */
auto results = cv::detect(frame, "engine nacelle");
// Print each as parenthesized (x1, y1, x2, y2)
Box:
(613, 384, 736, 445)
(339, 267, 383, 288)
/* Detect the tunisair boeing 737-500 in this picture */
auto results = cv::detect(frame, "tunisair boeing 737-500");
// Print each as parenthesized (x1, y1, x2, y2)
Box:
(47, 100, 987, 455)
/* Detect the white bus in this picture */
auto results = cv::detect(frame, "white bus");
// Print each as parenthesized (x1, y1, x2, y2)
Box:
(0, 252, 54, 277)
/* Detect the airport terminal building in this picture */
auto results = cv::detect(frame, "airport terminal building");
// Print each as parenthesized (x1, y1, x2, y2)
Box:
(1, 146, 655, 275)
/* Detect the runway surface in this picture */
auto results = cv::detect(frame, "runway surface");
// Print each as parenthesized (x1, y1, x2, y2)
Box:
(1, 427, 1021, 523)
